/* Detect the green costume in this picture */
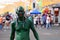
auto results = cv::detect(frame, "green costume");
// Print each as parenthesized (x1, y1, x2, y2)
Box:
(10, 6, 39, 40)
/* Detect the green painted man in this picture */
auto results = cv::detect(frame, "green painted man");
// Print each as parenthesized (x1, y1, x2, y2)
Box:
(10, 6, 39, 40)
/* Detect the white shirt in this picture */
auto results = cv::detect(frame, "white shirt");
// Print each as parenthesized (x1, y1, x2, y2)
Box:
(46, 16, 50, 23)
(34, 18, 37, 24)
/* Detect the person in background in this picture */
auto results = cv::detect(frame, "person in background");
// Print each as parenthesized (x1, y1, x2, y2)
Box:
(36, 17, 39, 27)
(5, 12, 12, 29)
(2, 15, 6, 27)
(42, 14, 47, 28)
(38, 16, 41, 25)
(34, 17, 37, 27)
(46, 14, 51, 29)
(50, 14, 54, 27)
(0, 15, 3, 31)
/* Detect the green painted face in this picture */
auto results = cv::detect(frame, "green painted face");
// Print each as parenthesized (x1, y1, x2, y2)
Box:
(16, 6, 25, 18)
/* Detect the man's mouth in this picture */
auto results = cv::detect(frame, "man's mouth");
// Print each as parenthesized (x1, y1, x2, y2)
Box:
(19, 14, 23, 16)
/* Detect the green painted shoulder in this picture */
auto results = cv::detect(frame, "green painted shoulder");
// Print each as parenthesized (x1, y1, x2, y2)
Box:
(11, 20, 16, 25)
(28, 16, 33, 22)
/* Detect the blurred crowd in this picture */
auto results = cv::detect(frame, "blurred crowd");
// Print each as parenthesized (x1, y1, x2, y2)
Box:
(0, 12, 13, 31)
(34, 13, 54, 29)
(0, 8, 59, 31)
(0, 12, 55, 31)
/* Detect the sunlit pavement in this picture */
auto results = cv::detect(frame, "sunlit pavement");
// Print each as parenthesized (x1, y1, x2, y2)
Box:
(0, 25, 60, 40)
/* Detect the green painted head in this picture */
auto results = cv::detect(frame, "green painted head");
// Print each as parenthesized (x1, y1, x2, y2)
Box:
(16, 6, 25, 18)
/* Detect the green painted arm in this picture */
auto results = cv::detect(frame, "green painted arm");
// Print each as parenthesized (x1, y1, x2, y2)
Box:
(29, 16, 39, 40)
(10, 22, 15, 40)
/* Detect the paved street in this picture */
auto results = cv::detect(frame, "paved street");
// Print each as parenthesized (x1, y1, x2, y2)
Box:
(0, 25, 60, 40)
